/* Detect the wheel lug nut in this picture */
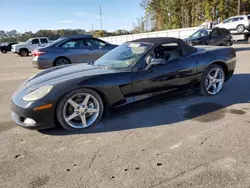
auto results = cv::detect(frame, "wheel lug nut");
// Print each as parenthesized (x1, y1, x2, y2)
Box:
(76, 111, 79, 114)
(82, 105, 85, 108)
(81, 113, 85, 116)
(77, 106, 80, 109)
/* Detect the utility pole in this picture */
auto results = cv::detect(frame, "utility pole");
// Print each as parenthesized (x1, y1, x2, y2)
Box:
(92, 24, 94, 35)
(238, 0, 241, 15)
(99, 6, 103, 30)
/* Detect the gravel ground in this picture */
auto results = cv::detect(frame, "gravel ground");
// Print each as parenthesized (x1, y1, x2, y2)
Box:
(1, 45, 250, 188)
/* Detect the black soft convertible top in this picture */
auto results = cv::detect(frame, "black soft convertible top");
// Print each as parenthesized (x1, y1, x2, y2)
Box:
(130, 37, 197, 56)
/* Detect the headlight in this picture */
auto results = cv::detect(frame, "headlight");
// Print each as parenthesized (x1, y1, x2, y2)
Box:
(23, 85, 53, 101)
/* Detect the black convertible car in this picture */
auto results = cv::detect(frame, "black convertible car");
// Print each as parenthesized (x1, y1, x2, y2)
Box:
(11, 37, 236, 131)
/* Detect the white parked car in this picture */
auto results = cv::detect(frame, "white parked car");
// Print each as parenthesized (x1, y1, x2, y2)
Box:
(11, 37, 49, 57)
(215, 15, 250, 33)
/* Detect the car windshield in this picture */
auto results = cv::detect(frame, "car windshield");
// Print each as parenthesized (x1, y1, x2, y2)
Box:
(190, 29, 209, 38)
(94, 43, 152, 69)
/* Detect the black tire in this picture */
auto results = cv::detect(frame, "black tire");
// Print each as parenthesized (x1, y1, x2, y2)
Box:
(54, 57, 71, 66)
(1, 49, 7, 54)
(236, 25, 245, 33)
(56, 88, 104, 131)
(200, 64, 225, 96)
(19, 49, 29, 57)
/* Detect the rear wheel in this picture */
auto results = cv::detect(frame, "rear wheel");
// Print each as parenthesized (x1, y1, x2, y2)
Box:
(236, 25, 245, 33)
(19, 49, 29, 57)
(1, 49, 7, 54)
(56, 88, 104, 131)
(54, 57, 71, 66)
(200, 65, 225, 96)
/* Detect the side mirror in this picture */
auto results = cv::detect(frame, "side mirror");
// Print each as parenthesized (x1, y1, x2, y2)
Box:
(145, 58, 166, 71)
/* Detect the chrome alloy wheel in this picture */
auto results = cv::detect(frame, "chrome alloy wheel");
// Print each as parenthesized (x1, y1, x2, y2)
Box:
(205, 67, 225, 95)
(63, 93, 100, 129)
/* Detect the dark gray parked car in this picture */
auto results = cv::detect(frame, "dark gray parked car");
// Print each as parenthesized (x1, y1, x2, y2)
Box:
(32, 35, 117, 69)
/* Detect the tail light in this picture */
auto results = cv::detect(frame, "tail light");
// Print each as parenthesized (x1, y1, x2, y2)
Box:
(32, 50, 46, 57)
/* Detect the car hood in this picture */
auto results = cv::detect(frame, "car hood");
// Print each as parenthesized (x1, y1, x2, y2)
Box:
(26, 64, 118, 87)
(12, 42, 28, 48)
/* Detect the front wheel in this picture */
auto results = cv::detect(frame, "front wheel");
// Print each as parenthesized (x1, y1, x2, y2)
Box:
(19, 49, 29, 57)
(200, 65, 225, 96)
(56, 88, 104, 131)
(225, 40, 233, 46)
(1, 49, 7, 53)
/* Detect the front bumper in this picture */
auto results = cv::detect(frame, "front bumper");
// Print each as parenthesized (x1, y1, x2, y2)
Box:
(10, 100, 56, 130)
(11, 49, 18, 53)
(11, 112, 37, 128)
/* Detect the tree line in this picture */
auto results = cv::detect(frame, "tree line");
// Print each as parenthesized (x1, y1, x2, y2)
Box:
(139, 0, 250, 31)
(0, 29, 133, 43)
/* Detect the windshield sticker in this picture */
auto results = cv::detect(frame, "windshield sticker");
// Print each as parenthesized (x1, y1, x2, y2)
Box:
(129, 43, 141, 47)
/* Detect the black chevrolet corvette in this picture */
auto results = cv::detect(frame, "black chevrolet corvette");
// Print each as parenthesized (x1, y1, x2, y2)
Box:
(11, 37, 236, 131)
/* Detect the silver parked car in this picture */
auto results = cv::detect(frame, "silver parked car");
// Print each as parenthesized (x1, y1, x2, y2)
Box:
(32, 35, 117, 69)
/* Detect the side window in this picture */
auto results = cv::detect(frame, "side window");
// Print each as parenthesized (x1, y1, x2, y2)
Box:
(85, 38, 106, 48)
(211, 29, 219, 37)
(31, 39, 39, 44)
(223, 19, 232, 24)
(240, 17, 244, 20)
(154, 43, 182, 61)
(59, 39, 86, 48)
(40, 38, 48, 44)
(218, 29, 225, 36)
(222, 29, 230, 36)
(232, 17, 240, 22)
(248, 15, 250, 20)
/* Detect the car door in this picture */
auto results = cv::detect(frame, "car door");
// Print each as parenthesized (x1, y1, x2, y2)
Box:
(218, 29, 229, 45)
(85, 38, 111, 60)
(221, 18, 233, 29)
(231, 17, 240, 30)
(30, 39, 40, 52)
(131, 45, 197, 100)
(209, 29, 221, 45)
(39, 38, 49, 47)
(58, 38, 92, 64)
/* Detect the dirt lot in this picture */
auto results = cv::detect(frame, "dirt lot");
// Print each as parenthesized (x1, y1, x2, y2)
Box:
(1, 45, 250, 188)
